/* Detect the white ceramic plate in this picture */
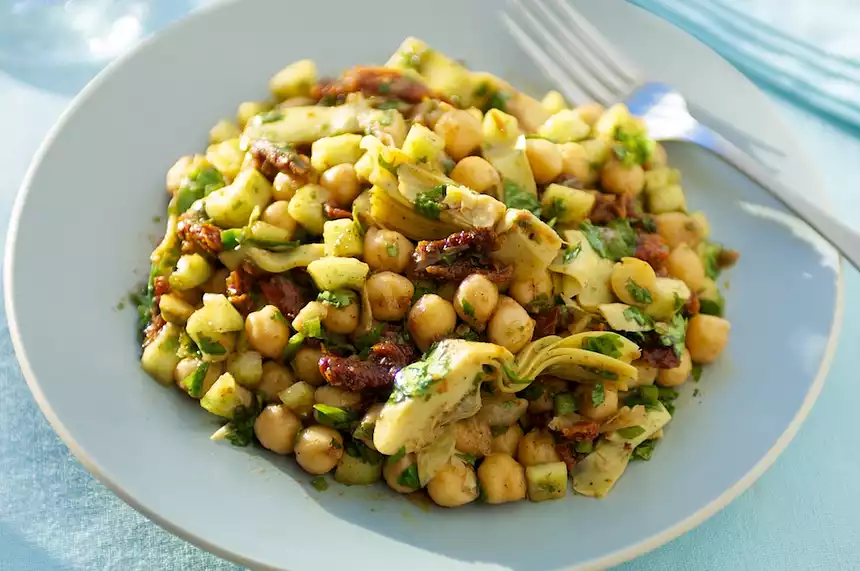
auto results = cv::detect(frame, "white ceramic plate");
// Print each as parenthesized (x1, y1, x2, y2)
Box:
(5, 1, 842, 569)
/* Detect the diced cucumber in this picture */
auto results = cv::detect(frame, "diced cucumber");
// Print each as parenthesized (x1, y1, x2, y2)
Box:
(141, 322, 181, 386)
(323, 219, 363, 258)
(307, 257, 369, 290)
(200, 372, 254, 418)
(525, 462, 568, 502)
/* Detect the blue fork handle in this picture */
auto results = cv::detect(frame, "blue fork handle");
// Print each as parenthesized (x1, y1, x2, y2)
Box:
(687, 125, 860, 269)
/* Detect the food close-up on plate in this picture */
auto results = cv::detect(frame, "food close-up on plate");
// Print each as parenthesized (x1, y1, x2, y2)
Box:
(3, 1, 842, 570)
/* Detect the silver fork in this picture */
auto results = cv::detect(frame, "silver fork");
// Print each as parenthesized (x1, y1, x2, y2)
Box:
(501, 0, 860, 270)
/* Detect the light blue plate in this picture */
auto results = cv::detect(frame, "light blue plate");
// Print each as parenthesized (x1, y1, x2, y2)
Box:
(3, 0, 842, 569)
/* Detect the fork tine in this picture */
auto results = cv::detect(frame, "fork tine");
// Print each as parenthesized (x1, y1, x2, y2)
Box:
(499, 11, 592, 105)
(535, 0, 634, 98)
(506, 0, 617, 105)
(549, 0, 641, 86)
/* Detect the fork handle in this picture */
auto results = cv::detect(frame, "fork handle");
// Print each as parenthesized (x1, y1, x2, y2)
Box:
(693, 127, 859, 270)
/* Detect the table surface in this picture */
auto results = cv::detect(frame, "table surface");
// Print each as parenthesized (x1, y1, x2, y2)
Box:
(2, 4, 860, 571)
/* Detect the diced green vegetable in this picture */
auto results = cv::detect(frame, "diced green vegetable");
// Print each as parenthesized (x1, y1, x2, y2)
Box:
(323, 219, 363, 257)
(282, 332, 305, 362)
(205, 138, 244, 182)
(553, 392, 577, 416)
(158, 294, 195, 324)
(335, 451, 383, 486)
(318, 290, 352, 308)
(209, 120, 241, 144)
(537, 110, 590, 143)
(541, 90, 567, 115)
(401, 123, 446, 169)
(141, 322, 181, 385)
(526, 462, 568, 502)
(310, 133, 364, 172)
(205, 168, 273, 228)
(269, 59, 317, 101)
(313, 404, 357, 429)
(307, 257, 369, 290)
(182, 361, 210, 398)
(200, 373, 254, 419)
(540, 183, 595, 224)
(646, 183, 687, 214)
(278, 381, 315, 413)
(287, 184, 329, 235)
(226, 351, 263, 387)
(168, 254, 212, 291)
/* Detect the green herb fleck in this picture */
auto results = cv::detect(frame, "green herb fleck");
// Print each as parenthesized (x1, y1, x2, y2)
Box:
(485, 90, 512, 112)
(632, 440, 656, 461)
(562, 243, 582, 265)
(612, 126, 654, 167)
(388, 447, 407, 464)
(701, 242, 723, 280)
(391, 345, 452, 402)
(461, 300, 476, 318)
(626, 279, 653, 305)
(302, 317, 325, 340)
(282, 332, 305, 362)
(699, 294, 724, 317)
(311, 476, 329, 491)
(318, 290, 352, 308)
(591, 383, 605, 407)
(377, 155, 398, 175)
(692, 363, 703, 382)
(502, 179, 541, 217)
(313, 404, 357, 430)
(197, 335, 226, 355)
(414, 184, 446, 220)
(623, 306, 654, 328)
(581, 334, 623, 358)
(456, 453, 476, 465)
(502, 363, 533, 386)
(174, 166, 225, 214)
(355, 323, 385, 359)
(182, 362, 210, 398)
(397, 464, 420, 490)
(553, 392, 577, 416)
(655, 314, 687, 359)
(580, 219, 637, 261)
(519, 383, 544, 401)
(223, 403, 261, 447)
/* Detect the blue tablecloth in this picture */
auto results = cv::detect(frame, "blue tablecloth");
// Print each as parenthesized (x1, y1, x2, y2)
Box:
(1, 2, 859, 570)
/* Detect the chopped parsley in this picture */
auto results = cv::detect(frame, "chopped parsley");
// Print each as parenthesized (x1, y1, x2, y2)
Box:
(196, 335, 226, 355)
(485, 89, 512, 112)
(220, 228, 245, 250)
(612, 126, 654, 167)
(616, 425, 646, 439)
(414, 184, 447, 220)
(701, 242, 723, 280)
(317, 290, 352, 308)
(345, 440, 383, 465)
(623, 306, 654, 328)
(575, 441, 594, 454)
(639, 385, 659, 405)
(387, 446, 406, 464)
(590, 383, 605, 407)
(692, 363, 703, 382)
(461, 300, 476, 318)
(313, 404, 358, 430)
(561, 243, 582, 265)
(182, 362, 210, 398)
(544, 198, 566, 221)
(386, 243, 399, 258)
(626, 279, 653, 305)
(377, 155, 398, 175)
(655, 314, 687, 359)
(519, 383, 544, 401)
(174, 166, 225, 215)
(581, 334, 623, 358)
(456, 453, 477, 465)
(311, 476, 329, 491)
(223, 403, 261, 447)
(390, 346, 452, 402)
(355, 323, 385, 359)
(397, 464, 420, 490)
(579, 219, 637, 261)
(502, 179, 541, 217)
(699, 292, 725, 317)
(502, 363, 533, 386)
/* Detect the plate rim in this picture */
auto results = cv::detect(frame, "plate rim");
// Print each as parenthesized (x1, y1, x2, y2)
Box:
(2, 0, 845, 569)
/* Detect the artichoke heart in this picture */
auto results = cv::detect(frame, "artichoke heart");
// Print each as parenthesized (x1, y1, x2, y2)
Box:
(492, 209, 562, 280)
(373, 340, 513, 455)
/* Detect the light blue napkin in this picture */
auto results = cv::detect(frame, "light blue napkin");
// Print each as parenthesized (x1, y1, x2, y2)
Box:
(630, 0, 860, 129)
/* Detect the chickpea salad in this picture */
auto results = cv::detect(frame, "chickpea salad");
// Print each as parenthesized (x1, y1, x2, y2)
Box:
(136, 37, 738, 507)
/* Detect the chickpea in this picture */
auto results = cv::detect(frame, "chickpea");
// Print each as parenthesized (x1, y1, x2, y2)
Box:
(383, 452, 420, 493)
(320, 163, 360, 206)
(245, 305, 290, 359)
(254, 405, 302, 455)
(408, 294, 457, 351)
(453, 417, 493, 458)
(366, 271, 414, 321)
(477, 395, 529, 427)
(314, 385, 361, 410)
(450, 156, 501, 194)
(427, 457, 479, 507)
(174, 358, 221, 398)
(363, 228, 413, 273)
(202, 268, 229, 295)
(657, 348, 693, 387)
(292, 346, 324, 386)
(433, 109, 483, 161)
(601, 157, 645, 195)
(573, 102, 605, 127)
(261, 200, 297, 237)
(525, 139, 563, 184)
(610, 257, 657, 307)
(666, 244, 707, 292)
(454, 274, 499, 328)
(654, 212, 704, 249)
(508, 270, 553, 308)
(646, 143, 668, 170)
(629, 360, 658, 389)
(487, 296, 535, 354)
(272, 171, 303, 201)
(559, 142, 595, 185)
(686, 315, 730, 364)
(295, 425, 343, 475)
(517, 429, 561, 466)
(257, 361, 295, 403)
(477, 454, 527, 504)
(321, 292, 360, 335)
(490, 424, 523, 456)
(578, 385, 619, 421)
